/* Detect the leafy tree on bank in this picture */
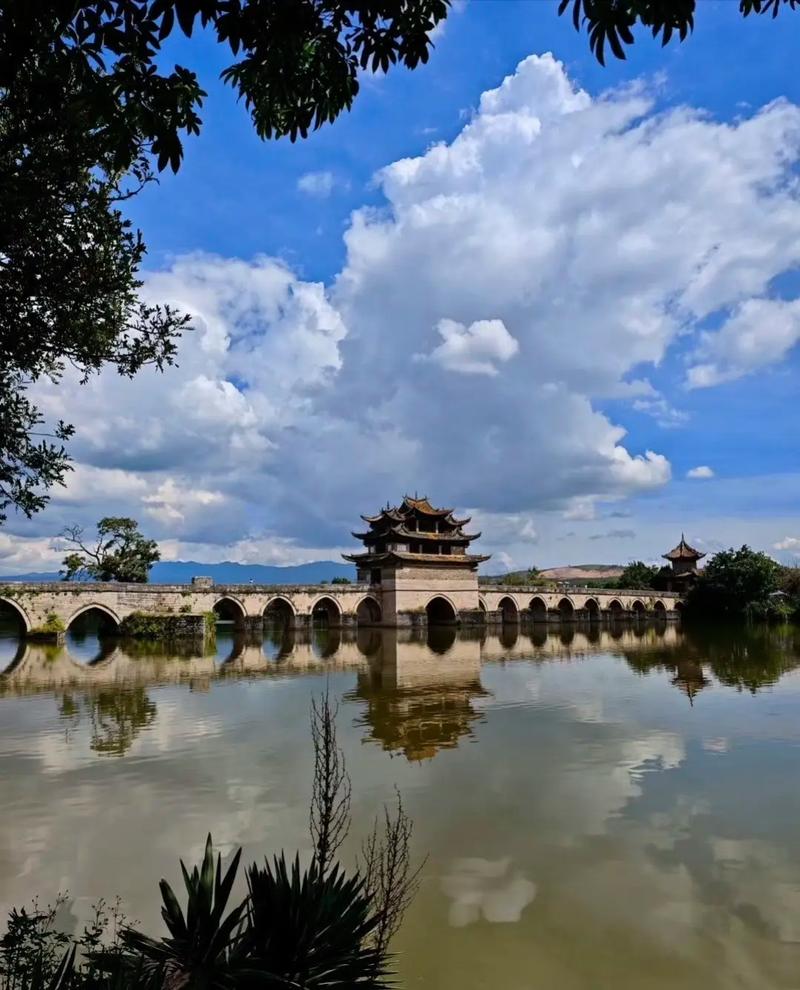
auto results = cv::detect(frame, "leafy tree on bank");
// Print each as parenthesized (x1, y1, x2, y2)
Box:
(60, 517, 160, 582)
(0, 0, 450, 523)
(778, 565, 800, 618)
(617, 560, 658, 590)
(558, 0, 798, 66)
(686, 545, 783, 620)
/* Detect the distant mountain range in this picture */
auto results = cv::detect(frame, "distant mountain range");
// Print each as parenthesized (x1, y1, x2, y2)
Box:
(0, 560, 357, 585)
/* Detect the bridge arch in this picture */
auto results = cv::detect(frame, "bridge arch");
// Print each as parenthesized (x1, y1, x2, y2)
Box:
(528, 596, 547, 622)
(607, 598, 624, 617)
(557, 597, 575, 621)
(631, 599, 647, 617)
(0, 596, 31, 634)
(67, 603, 121, 632)
(311, 595, 342, 627)
(213, 596, 247, 629)
(426, 595, 458, 625)
(478, 597, 489, 620)
(263, 596, 296, 627)
(584, 597, 601, 622)
(498, 596, 519, 623)
(355, 595, 382, 626)
(653, 599, 667, 616)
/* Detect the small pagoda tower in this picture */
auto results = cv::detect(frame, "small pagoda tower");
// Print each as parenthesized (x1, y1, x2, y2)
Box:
(344, 496, 489, 625)
(662, 534, 705, 591)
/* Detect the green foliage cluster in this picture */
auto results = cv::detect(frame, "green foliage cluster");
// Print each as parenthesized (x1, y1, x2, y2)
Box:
(118, 612, 167, 640)
(60, 518, 160, 583)
(0, 696, 421, 989)
(0, 0, 450, 522)
(558, 0, 798, 65)
(777, 566, 800, 619)
(28, 613, 66, 639)
(330, 577, 352, 585)
(616, 561, 671, 591)
(687, 545, 786, 621)
(118, 611, 212, 642)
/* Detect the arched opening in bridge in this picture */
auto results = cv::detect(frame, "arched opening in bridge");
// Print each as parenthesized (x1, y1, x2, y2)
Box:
(426, 596, 458, 626)
(498, 596, 518, 624)
(263, 598, 294, 629)
(0, 598, 27, 672)
(557, 598, 574, 622)
(607, 599, 624, 619)
(213, 597, 246, 630)
(674, 600, 685, 615)
(653, 600, 667, 619)
(66, 606, 120, 665)
(585, 598, 601, 623)
(631, 599, 647, 618)
(529, 596, 547, 622)
(312, 596, 342, 628)
(356, 597, 382, 626)
(477, 599, 488, 623)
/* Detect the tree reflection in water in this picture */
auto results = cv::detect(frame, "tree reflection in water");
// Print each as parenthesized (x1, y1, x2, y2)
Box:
(58, 686, 157, 756)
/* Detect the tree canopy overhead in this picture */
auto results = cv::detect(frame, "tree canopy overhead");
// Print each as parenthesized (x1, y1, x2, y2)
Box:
(559, 0, 798, 65)
(0, 0, 450, 524)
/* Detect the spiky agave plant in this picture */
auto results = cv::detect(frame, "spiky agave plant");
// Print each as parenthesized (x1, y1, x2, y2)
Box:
(117, 836, 246, 989)
(244, 854, 388, 989)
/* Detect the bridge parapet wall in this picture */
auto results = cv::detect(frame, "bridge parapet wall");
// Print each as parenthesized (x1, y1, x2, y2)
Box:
(1, 580, 682, 636)
(0, 582, 373, 635)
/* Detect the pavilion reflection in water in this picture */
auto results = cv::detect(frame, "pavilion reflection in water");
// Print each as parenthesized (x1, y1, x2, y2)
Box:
(2, 622, 800, 760)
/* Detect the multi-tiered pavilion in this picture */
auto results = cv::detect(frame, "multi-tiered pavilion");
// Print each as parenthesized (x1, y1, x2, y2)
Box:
(662, 534, 705, 591)
(344, 496, 490, 624)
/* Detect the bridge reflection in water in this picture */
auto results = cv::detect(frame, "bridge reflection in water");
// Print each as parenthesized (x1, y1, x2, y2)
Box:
(2, 619, 800, 762)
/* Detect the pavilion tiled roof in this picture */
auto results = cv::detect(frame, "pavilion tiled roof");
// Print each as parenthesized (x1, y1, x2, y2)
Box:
(352, 524, 481, 543)
(360, 495, 471, 528)
(662, 534, 706, 561)
(343, 550, 490, 565)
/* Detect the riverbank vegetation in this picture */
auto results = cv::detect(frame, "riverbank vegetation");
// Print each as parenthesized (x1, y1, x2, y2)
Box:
(686, 546, 799, 622)
(0, 696, 422, 990)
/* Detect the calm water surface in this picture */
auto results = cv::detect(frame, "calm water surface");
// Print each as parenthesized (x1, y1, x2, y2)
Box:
(2, 617, 800, 989)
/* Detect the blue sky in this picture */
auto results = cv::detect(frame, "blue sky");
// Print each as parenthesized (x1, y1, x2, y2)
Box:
(4, 0, 800, 574)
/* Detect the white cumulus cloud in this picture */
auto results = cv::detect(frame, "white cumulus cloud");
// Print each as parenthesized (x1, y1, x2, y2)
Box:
(297, 170, 337, 197)
(687, 466, 715, 479)
(687, 298, 800, 388)
(416, 318, 519, 375)
(8, 53, 800, 566)
(774, 536, 800, 552)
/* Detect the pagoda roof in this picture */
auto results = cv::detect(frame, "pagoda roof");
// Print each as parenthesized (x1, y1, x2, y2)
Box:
(352, 525, 481, 543)
(343, 550, 491, 565)
(663, 534, 706, 561)
(360, 495, 470, 527)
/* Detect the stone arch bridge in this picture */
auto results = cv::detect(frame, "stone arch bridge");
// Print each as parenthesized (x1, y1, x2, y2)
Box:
(0, 580, 681, 638)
